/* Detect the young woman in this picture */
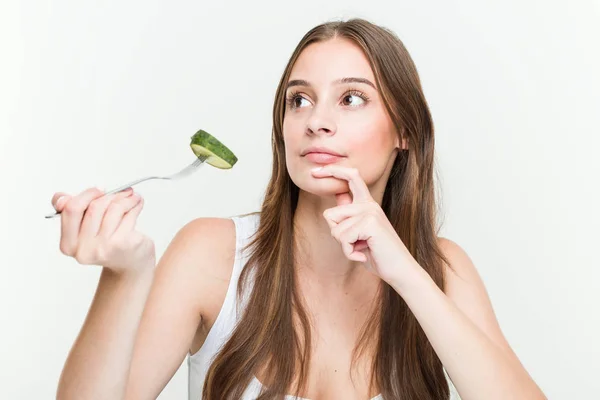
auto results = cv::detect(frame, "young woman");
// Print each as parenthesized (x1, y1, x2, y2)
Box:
(53, 18, 546, 400)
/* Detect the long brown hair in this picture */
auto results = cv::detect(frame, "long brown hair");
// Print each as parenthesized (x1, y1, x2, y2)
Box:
(203, 18, 450, 399)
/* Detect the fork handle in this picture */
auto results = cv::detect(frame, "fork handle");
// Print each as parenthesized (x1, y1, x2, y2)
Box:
(103, 176, 167, 195)
(44, 176, 167, 219)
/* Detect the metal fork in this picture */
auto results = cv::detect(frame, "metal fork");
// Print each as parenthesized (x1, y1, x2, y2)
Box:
(45, 156, 208, 219)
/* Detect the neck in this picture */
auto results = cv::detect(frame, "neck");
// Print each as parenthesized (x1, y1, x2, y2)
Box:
(292, 190, 376, 291)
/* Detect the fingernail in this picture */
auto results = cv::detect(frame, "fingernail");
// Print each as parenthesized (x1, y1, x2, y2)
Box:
(56, 196, 66, 209)
(311, 166, 323, 172)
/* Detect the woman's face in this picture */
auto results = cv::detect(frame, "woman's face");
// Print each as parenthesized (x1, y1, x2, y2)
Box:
(283, 37, 402, 198)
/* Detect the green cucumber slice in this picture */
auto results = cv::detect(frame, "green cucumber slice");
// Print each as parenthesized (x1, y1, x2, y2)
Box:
(190, 129, 238, 169)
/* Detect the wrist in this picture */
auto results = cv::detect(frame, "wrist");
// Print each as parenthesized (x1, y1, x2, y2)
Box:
(388, 261, 433, 297)
(103, 263, 155, 283)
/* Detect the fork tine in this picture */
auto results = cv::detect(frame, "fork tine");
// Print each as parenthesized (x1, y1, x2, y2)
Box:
(176, 157, 205, 176)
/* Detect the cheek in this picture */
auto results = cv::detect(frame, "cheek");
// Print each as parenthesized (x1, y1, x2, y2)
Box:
(354, 134, 391, 171)
(344, 122, 397, 182)
(345, 116, 395, 158)
(345, 106, 395, 147)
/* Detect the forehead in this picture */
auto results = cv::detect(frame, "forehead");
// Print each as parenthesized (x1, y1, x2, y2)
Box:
(288, 38, 375, 85)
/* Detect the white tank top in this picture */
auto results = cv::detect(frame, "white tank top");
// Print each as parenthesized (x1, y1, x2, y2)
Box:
(187, 213, 460, 400)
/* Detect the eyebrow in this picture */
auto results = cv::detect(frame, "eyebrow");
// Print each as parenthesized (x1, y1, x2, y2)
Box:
(286, 77, 376, 90)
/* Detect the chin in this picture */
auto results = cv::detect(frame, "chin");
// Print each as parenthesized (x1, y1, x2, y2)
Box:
(293, 174, 348, 197)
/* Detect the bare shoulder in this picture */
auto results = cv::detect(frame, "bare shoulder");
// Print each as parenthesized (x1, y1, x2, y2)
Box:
(437, 237, 479, 285)
(436, 237, 517, 357)
(437, 236, 489, 303)
(170, 217, 236, 275)
(160, 217, 237, 318)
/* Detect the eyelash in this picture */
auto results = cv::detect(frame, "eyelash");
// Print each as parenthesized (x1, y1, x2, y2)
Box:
(285, 89, 370, 109)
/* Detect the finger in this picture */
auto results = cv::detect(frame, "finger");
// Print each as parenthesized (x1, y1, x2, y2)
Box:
(352, 252, 368, 263)
(98, 192, 142, 237)
(330, 215, 358, 258)
(323, 203, 369, 227)
(51, 192, 70, 211)
(59, 188, 104, 255)
(311, 166, 372, 204)
(353, 240, 369, 252)
(79, 189, 133, 238)
(111, 195, 145, 236)
(357, 249, 369, 263)
(337, 216, 370, 262)
(330, 216, 368, 262)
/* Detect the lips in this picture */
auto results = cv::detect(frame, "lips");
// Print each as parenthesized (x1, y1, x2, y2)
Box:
(303, 152, 344, 164)
(301, 146, 344, 157)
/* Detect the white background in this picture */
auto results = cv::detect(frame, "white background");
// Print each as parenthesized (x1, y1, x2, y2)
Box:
(1, 0, 599, 399)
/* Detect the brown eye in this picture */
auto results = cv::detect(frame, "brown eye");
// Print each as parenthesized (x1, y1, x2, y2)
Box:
(294, 96, 307, 108)
(342, 93, 367, 107)
(286, 93, 310, 109)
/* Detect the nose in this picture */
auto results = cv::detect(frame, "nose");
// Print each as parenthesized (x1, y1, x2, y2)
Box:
(306, 107, 336, 137)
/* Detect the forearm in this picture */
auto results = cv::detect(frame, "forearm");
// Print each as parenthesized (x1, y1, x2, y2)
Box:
(57, 267, 155, 400)
(391, 267, 545, 400)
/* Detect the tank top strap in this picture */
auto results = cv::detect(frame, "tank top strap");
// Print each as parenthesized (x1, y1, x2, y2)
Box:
(229, 212, 260, 315)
